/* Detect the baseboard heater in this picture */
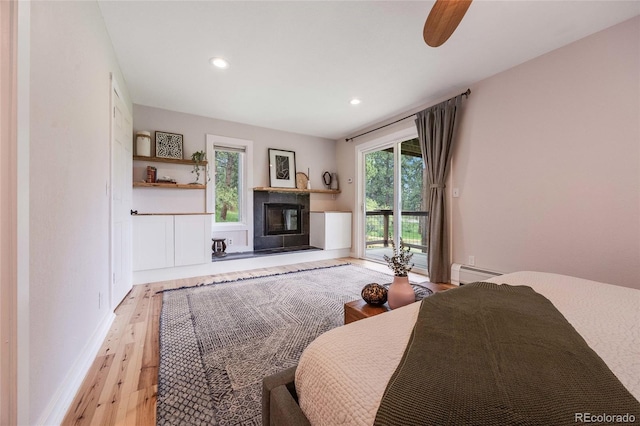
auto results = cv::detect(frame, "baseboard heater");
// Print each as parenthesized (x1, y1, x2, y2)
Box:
(451, 263, 503, 285)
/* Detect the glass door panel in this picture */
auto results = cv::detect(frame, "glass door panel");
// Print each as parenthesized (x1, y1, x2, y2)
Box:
(399, 139, 427, 271)
(363, 138, 428, 273)
(364, 147, 395, 263)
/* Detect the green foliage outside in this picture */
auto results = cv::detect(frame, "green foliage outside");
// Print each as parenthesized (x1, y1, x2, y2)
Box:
(216, 209, 238, 223)
(365, 139, 426, 248)
(215, 150, 240, 222)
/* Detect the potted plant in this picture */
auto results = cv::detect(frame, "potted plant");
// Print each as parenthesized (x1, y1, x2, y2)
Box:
(383, 238, 416, 309)
(191, 151, 210, 184)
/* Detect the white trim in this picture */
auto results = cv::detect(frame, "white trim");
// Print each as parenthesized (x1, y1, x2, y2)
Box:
(109, 74, 133, 310)
(355, 127, 417, 154)
(0, 1, 19, 423)
(16, 1, 30, 423)
(132, 249, 350, 284)
(205, 135, 254, 252)
(34, 312, 115, 426)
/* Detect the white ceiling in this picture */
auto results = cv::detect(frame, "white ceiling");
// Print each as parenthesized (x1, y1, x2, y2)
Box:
(98, 1, 640, 140)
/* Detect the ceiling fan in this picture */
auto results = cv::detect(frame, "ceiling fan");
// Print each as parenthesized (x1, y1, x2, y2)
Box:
(423, 0, 473, 47)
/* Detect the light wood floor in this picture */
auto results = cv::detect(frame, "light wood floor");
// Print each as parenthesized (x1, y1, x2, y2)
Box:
(62, 257, 453, 425)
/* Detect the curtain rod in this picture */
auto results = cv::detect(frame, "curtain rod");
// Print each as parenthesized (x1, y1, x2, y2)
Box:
(344, 88, 471, 143)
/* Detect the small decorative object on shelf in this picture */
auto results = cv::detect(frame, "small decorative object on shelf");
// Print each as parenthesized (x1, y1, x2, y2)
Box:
(146, 166, 157, 183)
(330, 172, 339, 190)
(384, 238, 416, 309)
(322, 171, 332, 189)
(155, 131, 184, 159)
(295, 172, 309, 190)
(156, 176, 176, 184)
(361, 283, 388, 306)
(322, 171, 339, 190)
(136, 131, 151, 157)
(191, 151, 210, 184)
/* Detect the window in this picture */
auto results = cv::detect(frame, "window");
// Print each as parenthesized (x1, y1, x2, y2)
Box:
(214, 147, 243, 222)
(205, 135, 253, 228)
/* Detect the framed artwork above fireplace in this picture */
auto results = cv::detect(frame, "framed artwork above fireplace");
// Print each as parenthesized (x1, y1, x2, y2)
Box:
(268, 148, 296, 188)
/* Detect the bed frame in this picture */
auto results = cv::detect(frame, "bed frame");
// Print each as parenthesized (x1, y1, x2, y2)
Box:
(262, 366, 310, 426)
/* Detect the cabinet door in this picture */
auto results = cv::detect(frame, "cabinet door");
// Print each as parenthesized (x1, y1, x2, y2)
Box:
(174, 215, 212, 266)
(310, 212, 352, 250)
(309, 213, 326, 248)
(132, 216, 174, 271)
(324, 212, 352, 250)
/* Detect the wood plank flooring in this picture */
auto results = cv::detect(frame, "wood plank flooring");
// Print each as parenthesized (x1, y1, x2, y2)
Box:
(62, 258, 453, 425)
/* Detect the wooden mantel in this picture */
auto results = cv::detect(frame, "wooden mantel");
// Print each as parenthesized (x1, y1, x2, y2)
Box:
(253, 187, 340, 194)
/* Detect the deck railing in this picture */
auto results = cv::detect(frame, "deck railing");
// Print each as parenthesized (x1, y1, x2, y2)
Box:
(365, 210, 429, 252)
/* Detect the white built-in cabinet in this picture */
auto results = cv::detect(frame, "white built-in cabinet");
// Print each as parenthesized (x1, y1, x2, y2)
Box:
(310, 211, 352, 250)
(174, 215, 212, 266)
(133, 214, 212, 271)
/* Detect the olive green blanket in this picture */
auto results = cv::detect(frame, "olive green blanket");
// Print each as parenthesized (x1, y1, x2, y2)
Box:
(374, 282, 640, 426)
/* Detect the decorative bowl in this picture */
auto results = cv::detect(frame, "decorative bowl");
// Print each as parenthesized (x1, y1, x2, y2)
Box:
(361, 283, 388, 306)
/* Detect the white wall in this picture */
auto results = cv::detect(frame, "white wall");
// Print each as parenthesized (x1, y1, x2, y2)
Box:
(29, 1, 131, 423)
(451, 16, 639, 289)
(337, 17, 640, 289)
(132, 104, 340, 213)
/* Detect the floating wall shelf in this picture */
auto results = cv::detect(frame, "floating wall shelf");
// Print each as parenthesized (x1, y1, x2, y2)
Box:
(253, 187, 340, 194)
(133, 155, 207, 189)
(133, 155, 208, 166)
(133, 182, 206, 189)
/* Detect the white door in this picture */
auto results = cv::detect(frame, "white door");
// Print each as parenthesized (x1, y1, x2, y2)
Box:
(111, 79, 133, 308)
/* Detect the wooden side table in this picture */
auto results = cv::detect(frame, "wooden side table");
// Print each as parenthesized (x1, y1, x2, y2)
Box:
(344, 299, 391, 324)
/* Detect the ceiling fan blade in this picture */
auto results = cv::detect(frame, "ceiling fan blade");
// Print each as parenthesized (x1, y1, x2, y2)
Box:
(423, 0, 472, 47)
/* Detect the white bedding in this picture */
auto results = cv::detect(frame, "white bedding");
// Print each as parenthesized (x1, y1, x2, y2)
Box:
(295, 271, 640, 426)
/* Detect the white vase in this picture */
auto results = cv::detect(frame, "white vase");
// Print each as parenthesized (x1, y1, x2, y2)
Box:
(387, 275, 415, 309)
(136, 131, 151, 157)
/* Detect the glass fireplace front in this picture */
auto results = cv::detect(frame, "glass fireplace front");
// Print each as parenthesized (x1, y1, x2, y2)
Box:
(264, 203, 302, 235)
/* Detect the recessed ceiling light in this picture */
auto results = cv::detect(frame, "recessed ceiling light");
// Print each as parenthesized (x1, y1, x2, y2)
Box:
(350, 98, 361, 105)
(210, 57, 229, 69)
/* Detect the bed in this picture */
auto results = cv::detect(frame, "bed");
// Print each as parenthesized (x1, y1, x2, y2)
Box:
(262, 271, 640, 425)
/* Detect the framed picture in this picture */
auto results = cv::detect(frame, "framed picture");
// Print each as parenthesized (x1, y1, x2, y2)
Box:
(155, 131, 184, 159)
(268, 148, 296, 188)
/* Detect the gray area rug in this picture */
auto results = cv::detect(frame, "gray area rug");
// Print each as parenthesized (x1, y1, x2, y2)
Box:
(156, 264, 432, 425)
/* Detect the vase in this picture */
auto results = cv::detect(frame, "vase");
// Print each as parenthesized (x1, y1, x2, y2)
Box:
(136, 131, 151, 157)
(387, 275, 415, 309)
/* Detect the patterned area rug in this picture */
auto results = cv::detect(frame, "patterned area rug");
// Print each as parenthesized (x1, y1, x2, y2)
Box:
(156, 264, 432, 425)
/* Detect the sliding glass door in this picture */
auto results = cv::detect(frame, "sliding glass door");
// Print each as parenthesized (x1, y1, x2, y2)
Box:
(363, 138, 428, 272)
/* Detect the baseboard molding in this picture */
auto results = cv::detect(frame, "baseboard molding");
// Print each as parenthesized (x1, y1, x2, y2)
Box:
(451, 263, 503, 285)
(133, 248, 352, 285)
(35, 311, 116, 426)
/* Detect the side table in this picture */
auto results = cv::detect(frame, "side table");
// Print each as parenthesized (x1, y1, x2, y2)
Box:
(344, 299, 391, 324)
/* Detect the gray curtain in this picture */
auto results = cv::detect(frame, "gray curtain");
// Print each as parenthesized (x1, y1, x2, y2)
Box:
(415, 95, 463, 283)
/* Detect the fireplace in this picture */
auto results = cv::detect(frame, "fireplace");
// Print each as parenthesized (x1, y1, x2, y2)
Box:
(253, 191, 310, 251)
(264, 203, 302, 235)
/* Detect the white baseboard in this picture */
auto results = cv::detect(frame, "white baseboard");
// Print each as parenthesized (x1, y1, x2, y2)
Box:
(35, 311, 116, 426)
(451, 263, 503, 285)
(133, 248, 352, 285)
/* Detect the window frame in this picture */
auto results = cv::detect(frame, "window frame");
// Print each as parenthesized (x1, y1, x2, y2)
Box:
(205, 135, 253, 249)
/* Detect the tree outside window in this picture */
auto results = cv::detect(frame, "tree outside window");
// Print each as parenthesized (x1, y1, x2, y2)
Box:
(215, 150, 241, 222)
